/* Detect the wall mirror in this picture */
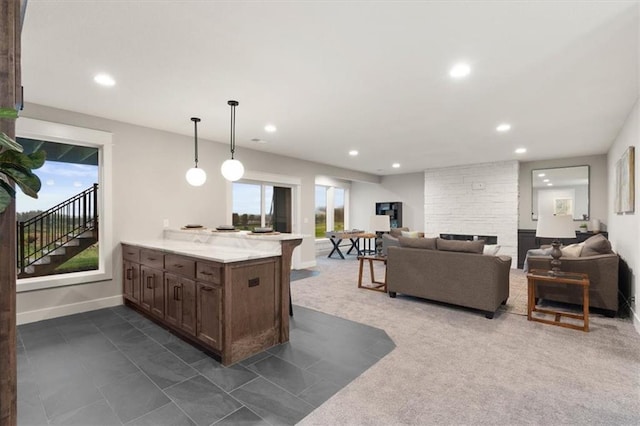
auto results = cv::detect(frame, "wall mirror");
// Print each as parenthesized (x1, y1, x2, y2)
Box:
(531, 165, 589, 221)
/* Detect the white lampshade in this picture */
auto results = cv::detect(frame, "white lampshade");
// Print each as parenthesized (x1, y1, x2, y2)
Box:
(185, 167, 206, 186)
(220, 159, 245, 182)
(370, 215, 391, 232)
(536, 214, 575, 238)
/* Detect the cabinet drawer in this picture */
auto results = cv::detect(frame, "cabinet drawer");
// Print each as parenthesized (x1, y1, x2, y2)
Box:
(140, 249, 164, 269)
(165, 254, 195, 278)
(196, 262, 222, 285)
(122, 245, 140, 262)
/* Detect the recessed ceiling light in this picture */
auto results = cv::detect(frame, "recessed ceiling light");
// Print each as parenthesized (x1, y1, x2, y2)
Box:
(543, 179, 549, 182)
(547, 183, 553, 186)
(251, 138, 268, 144)
(349, 150, 358, 156)
(264, 124, 277, 133)
(514, 148, 527, 154)
(496, 123, 511, 132)
(392, 163, 400, 168)
(449, 63, 471, 79)
(94, 73, 115, 87)
(538, 173, 546, 177)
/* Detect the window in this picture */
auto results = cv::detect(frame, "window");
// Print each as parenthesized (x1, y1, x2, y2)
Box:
(16, 139, 99, 277)
(232, 182, 290, 232)
(16, 117, 113, 292)
(315, 185, 348, 238)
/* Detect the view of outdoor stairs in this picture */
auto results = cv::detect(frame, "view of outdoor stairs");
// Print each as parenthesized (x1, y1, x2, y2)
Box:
(17, 183, 99, 279)
(19, 228, 97, 278)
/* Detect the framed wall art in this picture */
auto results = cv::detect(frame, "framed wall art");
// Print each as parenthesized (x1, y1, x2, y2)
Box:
(615, 146, 635, 214)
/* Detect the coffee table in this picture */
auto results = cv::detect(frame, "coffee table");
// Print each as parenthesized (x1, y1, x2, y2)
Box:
(357, 255, 387, 292)
(527, 269, 590, 332)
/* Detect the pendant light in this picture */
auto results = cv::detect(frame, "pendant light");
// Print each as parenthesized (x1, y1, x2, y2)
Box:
(220, 100, 245, 181)
(185, 117, 206, 186)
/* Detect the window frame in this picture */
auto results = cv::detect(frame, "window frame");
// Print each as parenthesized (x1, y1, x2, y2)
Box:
(15, 117, 113, 292)
(315, 182, 350, 239)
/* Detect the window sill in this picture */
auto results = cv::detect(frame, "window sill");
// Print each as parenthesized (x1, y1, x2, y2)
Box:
(17, 269, 113, 293)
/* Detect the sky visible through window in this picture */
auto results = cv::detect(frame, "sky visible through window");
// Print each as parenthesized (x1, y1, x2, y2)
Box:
(16, 161, 99, 213)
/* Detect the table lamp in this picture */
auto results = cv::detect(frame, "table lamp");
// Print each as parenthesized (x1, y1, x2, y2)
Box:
(535, 214, 576, 274)
(370, 215, 391, 256)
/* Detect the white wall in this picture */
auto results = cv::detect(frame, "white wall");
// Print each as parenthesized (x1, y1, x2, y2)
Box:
(608, 98, 639, 332)
(17, 103, 379, 322)
(424, 161, 519, 263)
(519, 155, 608, 230)
(350, 172, 425, 231)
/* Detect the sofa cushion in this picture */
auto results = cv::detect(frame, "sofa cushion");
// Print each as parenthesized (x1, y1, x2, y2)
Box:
(389, 227, 409, 238)
(398, 236, 437, 250)
(561, 243, 584, 258)
(483, 244, 501, 256)
(581, 234, 613, 256)
(401, 230, 421, 238)
(436, 238, 485, 254)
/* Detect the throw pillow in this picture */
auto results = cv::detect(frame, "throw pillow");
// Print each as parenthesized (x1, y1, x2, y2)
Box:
(581, 233, 613, 256)
(389, 227, 409, 238)
(436, 238, 485, 254)
(401, 230, 420, 238)
(483, 244, 501, 256)
(560, 243, 583, 258)
(398, 236, 437, 250)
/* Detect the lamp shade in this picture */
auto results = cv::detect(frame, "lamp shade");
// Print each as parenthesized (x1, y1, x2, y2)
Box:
(185, 167, 206, 186)
(221, 159, 244, 182)
(370, 215, 391, 232)
(536, 214, 575, 239)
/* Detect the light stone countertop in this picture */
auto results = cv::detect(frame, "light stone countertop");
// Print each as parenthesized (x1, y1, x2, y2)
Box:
(121, 228, 305, 263)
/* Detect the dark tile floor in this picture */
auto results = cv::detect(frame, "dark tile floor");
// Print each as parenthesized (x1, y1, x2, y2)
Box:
(17, 305, 394, 426)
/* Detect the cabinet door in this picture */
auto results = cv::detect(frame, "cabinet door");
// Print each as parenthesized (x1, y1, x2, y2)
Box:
(164, 273, 196, 336)
(142, 266, 164, 318)
(196, 282, 222, 350)
(164, 273, 181, 328)
(140, 265, 156, 312)
(123, 260, 140, 303)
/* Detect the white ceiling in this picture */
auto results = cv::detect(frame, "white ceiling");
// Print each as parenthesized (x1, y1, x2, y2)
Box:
(21, 1, 638, 176)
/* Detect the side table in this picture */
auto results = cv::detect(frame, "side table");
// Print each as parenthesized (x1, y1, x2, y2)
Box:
(527, 269, 590, 332)
(357, 255, 387, 293)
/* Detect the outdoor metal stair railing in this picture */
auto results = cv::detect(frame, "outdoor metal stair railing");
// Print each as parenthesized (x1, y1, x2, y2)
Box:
(17, 183, 98, 276)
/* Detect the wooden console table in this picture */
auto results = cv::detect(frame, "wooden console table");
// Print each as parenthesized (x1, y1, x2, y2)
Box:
(527, 269, 590, 332)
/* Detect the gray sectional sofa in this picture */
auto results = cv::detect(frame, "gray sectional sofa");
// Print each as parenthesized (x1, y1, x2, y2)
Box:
(387, 237, 511, 318)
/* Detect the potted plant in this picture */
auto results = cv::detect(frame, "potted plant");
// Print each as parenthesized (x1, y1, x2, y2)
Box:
(579, 223, 588, 233)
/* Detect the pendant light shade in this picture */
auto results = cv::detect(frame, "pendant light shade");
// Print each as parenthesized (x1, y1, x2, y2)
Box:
(221, 100, 244, 182)
(186, 117, 206, 186)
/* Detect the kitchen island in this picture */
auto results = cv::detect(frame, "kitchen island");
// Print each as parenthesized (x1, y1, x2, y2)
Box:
(121, 228, 303, 365)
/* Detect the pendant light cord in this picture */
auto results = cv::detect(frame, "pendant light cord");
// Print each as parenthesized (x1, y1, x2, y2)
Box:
(228, 100, 238, 159)
(191, 117, 201, 168)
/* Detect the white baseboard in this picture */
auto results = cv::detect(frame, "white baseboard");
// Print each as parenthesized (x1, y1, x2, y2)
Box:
(17, 295, 123, 325)
(294, 260, 317, 270)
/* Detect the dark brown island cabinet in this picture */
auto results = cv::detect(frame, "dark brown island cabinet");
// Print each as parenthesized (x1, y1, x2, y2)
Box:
(121, 235, 301, 365)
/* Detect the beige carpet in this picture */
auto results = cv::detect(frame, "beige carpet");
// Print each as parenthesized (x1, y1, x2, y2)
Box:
(292, 256, 640, 425)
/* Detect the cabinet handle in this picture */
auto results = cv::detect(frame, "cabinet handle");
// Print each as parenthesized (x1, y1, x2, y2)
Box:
(146, 276, 153, 289)
(200, 271, 213, 276)
(173, 264, 183, 268)
(201, 286, 213, 292)
(126, 268, 133, 280)
(127, 252, 135, 256)
(147, 257, 156, 261)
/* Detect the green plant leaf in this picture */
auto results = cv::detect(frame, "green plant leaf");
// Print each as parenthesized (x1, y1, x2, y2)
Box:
(0, 178, 16, 199)
(0, 108, 18, 119)
(0, 149, 46, 170)
(0, 132, 23, 152)
(0, 185, 11, 213)
(0, 164, 41, 199)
